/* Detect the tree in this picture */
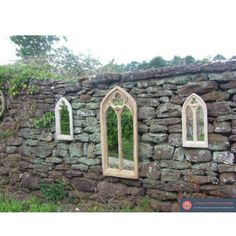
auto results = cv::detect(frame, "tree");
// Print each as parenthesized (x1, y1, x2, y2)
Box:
(213, 54, 226, 61)
(169, 55, 184, 66)
(184, 55, 195, 65)
(149, 56, 167, 68)
(10, 35, 61, 59)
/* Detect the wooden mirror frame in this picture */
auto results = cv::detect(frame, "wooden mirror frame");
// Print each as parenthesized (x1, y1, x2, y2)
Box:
(100, 86, 138, 179)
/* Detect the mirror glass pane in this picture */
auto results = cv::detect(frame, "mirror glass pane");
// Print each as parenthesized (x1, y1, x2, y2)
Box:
(121, 106, 134, 170)
(107, 107, 119, 169)
(60, 102, 70, 135)
(196, 106, 204, 141)
(186, 106, 193, 141)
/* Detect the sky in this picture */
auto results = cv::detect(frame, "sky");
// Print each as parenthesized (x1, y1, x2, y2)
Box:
(1, 0, 236, 65)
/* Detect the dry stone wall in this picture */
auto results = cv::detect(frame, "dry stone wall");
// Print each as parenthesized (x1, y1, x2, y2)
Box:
(0, 61, 236, 211)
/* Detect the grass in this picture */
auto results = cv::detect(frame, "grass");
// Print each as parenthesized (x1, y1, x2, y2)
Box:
(109, 141, 133, 161)
(0, 196, 60, 212)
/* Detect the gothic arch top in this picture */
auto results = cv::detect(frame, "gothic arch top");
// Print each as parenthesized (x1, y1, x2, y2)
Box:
(0, 90, 6, 119)
(182, 93, 208, 148)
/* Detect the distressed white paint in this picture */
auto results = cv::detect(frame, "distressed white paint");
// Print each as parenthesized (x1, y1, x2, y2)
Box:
(182, 93, 208, 148)
(55, 97, 74, 141)
(100, 86, 139, 179)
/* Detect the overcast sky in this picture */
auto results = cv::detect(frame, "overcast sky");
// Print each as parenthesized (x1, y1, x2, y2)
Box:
(1, 0, 236, 65)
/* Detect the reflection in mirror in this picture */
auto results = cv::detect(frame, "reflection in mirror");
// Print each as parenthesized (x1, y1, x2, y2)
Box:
(106, 107, 119, 169)
(196, 106, 204, 141)
(186, 106, 193, 141)
(60, 102, 70, 135)
(121, 106, 134, 170)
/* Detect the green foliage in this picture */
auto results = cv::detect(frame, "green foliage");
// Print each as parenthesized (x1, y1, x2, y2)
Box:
(34, 112, 55, 129)
(60, 103, 70, 134)
(10, 35, 60, 59)
(40, 182, 66, 201)
(0, 196, 59, 212)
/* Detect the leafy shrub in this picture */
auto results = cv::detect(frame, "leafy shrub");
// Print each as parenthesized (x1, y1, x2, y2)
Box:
(40, 182, 66, 201)
(34, 112, 55, 129)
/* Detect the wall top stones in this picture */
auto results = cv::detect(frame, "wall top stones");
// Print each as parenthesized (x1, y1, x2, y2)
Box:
(90, 60, 236, 84)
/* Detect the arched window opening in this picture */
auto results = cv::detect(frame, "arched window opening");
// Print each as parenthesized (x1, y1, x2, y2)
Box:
(0, 91, 6, 119)
(55, 97, 73, 141)
(100, 86, 138, 179)
(182, 93, 208, 148)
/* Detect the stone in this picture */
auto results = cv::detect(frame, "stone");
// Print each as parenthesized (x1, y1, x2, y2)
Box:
(181, 169, 205, 176)
(120, 179, 142, 187)
(168, 75, 192, 85)
(138, 123, 149, 133)
(57, 143, 69, 150)
(6, 146, 18, 154)
(207, 102, 231, 116)
(156, 103, 181, 118)
(75, 133, 89, 142)
(208, 134, 230, 151)
(168, 133, 182, 147)
(97, 181, 128, 198)
(146, 86, 162, 93)
(150, 122, 167, 133)
(208, 71, 236, 81)
(139, 162, 161, 179)
(71, 164, 88, 171)
(80, 94, 92, 101)
(127, 187, 145, 196)
(183, 175, 218, 184)
(86, 103, 99, 110)
(173, 147, 185, 161)
(200, 185, 236, 198)
(74, 127, 82, 134)
(192, 162, 218, 171)
(38, 132, 53, 141)
(155, 90, 173, 97)
(168, 124, 182, 133)
(153, 144, 174, 160)
(214, 122, 231, 133)
(228, 89, 236, 94)
(218, 164, 236, 173)
(24, 139, 39, 146)
(163, 84, 177, 90)
(141, 133, 168, 144)
(160, 160, 191, 169)
(72, 178, 96, 192)
(64, 170, 83, 178)
(232, 143, 236, 153)
(137, 98, 160, 107)
(138, 107, 156, 120)
(219, 173, 236, 184)
(150, 199, 172, 212)
(220, 80, 236, 89)
(58, 149, 69, 158)
(201, 92, 229, 101)
(45, 157, 62, 164)
(159, 96, 170, 103)
(86, 117, 98, 126)
(216, 114, 236, 122)
(147, 189, 177, 200)
(89, 133, 101, 143)
(74, 120, 87, 127)
(78, 157, 100, 166)
(18, 128, 31, 139)
(185, 149, 212, 163)
(84, 126, 99, 133)
(72, 102, 85, 109)
(178, 81, 217, 95)
(87, 143, 95, 159)
(95, 144, 101, 155)
(170, 95, 187, 105)
(6, 137, 23, 146)
(154, 118, 181, 126)
(77, 109, 96, 117)
(229, 135, 236, 141)
(139, 143, 153, 159)
(20, 173, 40, 190)
(161, 169, 181, 181)
(213, 151, 234, 164)
(35, 146, 52, 158)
